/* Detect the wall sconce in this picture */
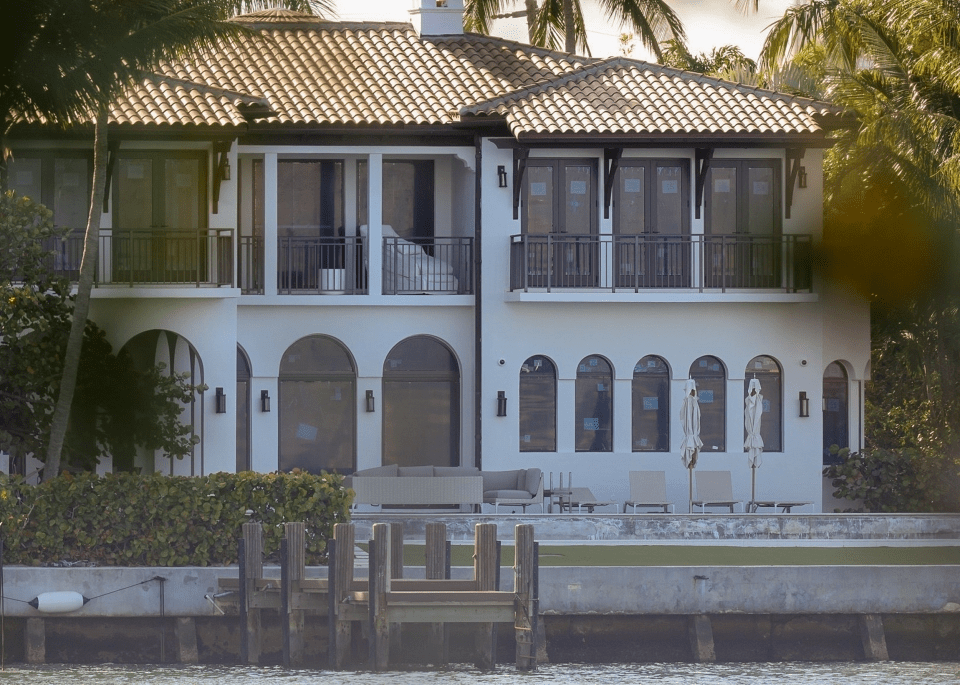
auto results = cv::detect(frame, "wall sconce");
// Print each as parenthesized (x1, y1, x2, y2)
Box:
(366, 389, 375, 413)
(497, 165, 508, 188)
(798, 166, 807, 189)
(497, 390, 507, 417)
(260, 389, 271, 413)
(215, 387, 227, 414)
(221, 160, 231, 181)
(799, 391, 810, 418)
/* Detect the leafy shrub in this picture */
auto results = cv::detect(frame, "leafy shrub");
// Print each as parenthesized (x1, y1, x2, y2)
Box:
(823, 446, 953, 512)
(0, 470, 352, 566)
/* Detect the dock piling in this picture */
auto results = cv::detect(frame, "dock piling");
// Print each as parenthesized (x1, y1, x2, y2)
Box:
(239, 522, 263, 664)
(329, 523, 355, 669)
(514, 524, 536, 670)
(369, 523, 391, 670)
(281, 522, 306, 667)
(425, 522, 449, 665)
(473, 522, 498, 669)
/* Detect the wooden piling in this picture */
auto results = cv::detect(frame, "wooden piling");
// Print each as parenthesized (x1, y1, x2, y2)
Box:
(369, 523, 391, 671)
(514, 524, 536, 670)
(425, 522, 449, 665)
(389, 522, 404, 657)
(859, 614, 889, 661)
(281, 522, 306, 668)
(240, 522, 263, 664)
(474, 522, 498, 669)
(329, 523, 355, 670)
(688, 614, 716, 662)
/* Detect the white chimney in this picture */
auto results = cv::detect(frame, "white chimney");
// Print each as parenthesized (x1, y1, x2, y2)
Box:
(409, 0, 464, 36)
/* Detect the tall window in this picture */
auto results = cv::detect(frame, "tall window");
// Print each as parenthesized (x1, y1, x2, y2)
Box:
(823, 361, 849, 464)
(744, 355, 782, 452)
(383, 336, 459, 467)
(576, 355, 613, 452)
(614, 160, 690, 287)
(237, 347, 251, 472)
(279, 336, 356, 474)
(690, 356, 726, 452)
(522, 159, 598, 287)
(358, 159, 435, 240)
(633, 355, 670, 451)
(519, 356, 557, 452)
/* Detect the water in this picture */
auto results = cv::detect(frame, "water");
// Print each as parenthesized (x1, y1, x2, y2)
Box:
(0, 663, 957, 684)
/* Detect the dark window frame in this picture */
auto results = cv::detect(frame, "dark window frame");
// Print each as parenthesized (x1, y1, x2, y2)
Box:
(519, 355, 558, 452)
(632, 355, 671, 452)
(744, 355, 783, 453)
(704, 159, 781, 236)
(522, 158, 599, 236)
(575, 354, 614, 453)
(690, 355, 727, 452)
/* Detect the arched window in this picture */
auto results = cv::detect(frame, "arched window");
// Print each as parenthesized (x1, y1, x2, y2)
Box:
(519, 356, 556, 452)
(237, 346, 251, 472)
(576, 356, 613, 452)
(383, 336, 460, 467)
(744, 355, 782, 452)
(690, 356, 726, 452)
(823, 361, 849, 464)
(279, 336, 356, 474)
(633, 356, 670, 451)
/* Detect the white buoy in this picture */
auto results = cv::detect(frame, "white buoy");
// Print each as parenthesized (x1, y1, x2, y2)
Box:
(28, 591, 89, 614)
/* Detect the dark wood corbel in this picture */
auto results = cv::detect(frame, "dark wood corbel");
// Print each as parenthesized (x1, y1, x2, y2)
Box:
(512, 147, 529, 221)
(694, 148, 713, 220)
(603, 148, 623, 219)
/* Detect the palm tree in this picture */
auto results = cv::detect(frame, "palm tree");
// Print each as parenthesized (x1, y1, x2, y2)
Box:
(3, 0, 264, 481)
(465, 0, 685, 59)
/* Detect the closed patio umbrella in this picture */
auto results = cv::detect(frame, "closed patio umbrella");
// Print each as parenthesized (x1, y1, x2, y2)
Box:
(744, 378, 764, 505)
(679, 379, 703, 513)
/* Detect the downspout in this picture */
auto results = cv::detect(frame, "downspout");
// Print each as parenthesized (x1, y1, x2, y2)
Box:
(474, 133, 483, 469)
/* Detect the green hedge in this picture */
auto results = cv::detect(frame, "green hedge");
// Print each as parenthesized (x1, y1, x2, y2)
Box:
(0, 471, 352, 566)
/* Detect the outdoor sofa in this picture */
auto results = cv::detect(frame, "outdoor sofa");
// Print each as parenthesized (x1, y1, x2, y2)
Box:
(346, 464, 543, 512)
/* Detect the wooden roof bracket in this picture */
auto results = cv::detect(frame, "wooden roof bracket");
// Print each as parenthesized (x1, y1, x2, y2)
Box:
(101, 139, 121, 213)
(512, 146, 529, 221)
(212, 141, 232, 215)
(603, 147, 623, 219)
(785, 148, 805, 220)
(694, 147, 713, 220)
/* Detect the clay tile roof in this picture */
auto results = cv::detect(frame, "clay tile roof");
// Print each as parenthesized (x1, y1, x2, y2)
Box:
(461, 57, 839, 140)
(92, 14, 838, 141)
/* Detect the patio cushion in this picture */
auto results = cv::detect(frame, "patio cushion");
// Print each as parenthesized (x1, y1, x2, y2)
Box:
(484, 489, 531, 500)
(398, 465, 435, 477)
(434, 466, 480, 477)
(523, 468, 542, 495)
(481, 469, 522, 492)
(355, 464, 398, 477)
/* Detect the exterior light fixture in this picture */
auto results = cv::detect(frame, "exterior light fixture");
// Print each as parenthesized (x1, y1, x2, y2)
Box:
(799, 391, 810, 418)
(260, 389, 271, 413)
(221, 159, 231, 181)
(497, 390, 507, 417)
(798, 166, 807, 189)
(497, 165, 508, 188)
(215, 387, 227, 414)
(366, 389, 375, 413)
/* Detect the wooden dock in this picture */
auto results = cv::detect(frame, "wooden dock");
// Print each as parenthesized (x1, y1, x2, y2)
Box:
(219, 520, 540, 670)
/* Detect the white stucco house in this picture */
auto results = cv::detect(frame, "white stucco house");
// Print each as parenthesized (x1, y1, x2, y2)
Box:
(7, 1, 869, 511)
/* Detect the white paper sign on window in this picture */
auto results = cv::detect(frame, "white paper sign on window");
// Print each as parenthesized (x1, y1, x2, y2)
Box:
(570, 180, 587, 195)
(523, 434, 531, 443)
(597, 383, 605, 392)
(639, 438, 649, 447)
(296, 423, 318, 441)
(624, 178, 641, 193)
(583, 418, 599, 430)
(713, 178, 731, 193)
(661, 180, 678, 194)
(753, 181, 769, 195)
(699, 389, 714, 403)
(643, 397, 658, 410)
(530, 182, 548, 196)
(827, 398, 841, 412)
(763, 399, 771, 413)
(333, 388, 342, 401)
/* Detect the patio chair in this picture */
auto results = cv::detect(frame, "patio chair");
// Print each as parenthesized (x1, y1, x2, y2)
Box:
(624, 471, 673, 513)
(692, 470, 741, 513)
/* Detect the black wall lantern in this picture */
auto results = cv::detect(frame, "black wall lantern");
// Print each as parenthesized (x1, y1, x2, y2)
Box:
(799, 391, 810, 418)
(366, 389, 376, 413)
(497, 165, 508, 188)
(215, 387, 227, 414)
(497, 390, 507, 417)
(798, 166, 807, 188)
(260, 389, 271, 413)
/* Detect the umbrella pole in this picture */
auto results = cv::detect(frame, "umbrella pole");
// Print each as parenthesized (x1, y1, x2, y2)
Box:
(688, 467, 693, 514)
(751, 465, 756, 510)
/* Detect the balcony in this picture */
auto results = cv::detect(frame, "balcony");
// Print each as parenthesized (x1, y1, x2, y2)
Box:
(44, 229, 233, 287)
(509, 234, 812, 293)
(382, 237, 473, 295)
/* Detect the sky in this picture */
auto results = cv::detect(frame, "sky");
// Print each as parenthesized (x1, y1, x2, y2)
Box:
(336, 0, 798, 62)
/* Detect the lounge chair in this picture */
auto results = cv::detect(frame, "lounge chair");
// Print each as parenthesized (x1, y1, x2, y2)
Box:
(561, 487, 618, 513)
(624, 471, 673, 513)
(692, 470, 741, 513)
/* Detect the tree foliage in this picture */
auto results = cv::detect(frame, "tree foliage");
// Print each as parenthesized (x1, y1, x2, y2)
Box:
(0, 191, 203, 475)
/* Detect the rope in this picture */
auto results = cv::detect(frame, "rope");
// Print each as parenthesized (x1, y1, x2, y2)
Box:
(2, 575, 165, 605)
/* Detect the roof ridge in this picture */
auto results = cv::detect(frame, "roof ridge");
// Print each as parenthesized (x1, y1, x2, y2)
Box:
(430, 31, 597, 65)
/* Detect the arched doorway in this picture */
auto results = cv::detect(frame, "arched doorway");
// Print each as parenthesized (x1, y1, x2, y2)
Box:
(823, 361, 849, 464)
(382, 336, 460, 467)
(237, 346, 251, 472)
(278, 336, 357, 474)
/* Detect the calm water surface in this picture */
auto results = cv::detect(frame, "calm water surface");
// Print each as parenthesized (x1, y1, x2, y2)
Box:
(0, 663, 957, 684)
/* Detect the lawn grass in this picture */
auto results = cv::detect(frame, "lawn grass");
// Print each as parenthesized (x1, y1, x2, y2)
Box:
(383, 544, 960, 567)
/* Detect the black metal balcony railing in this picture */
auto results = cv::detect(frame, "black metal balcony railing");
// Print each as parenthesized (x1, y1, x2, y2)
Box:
(42, 229, 233, 287)
(276, 236, 367, 295)
(382, 237, 474, 295)
(510, 234, 812, 293)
